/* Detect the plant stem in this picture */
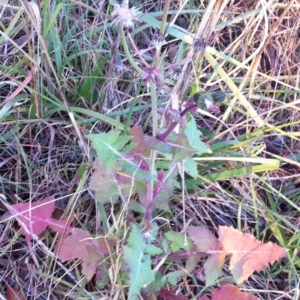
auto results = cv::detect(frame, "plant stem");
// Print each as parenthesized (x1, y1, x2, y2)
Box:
(160, 0, 171, 34)
(120, 26, 146, 76)
(156, 96, 199, 140)
(144, 82, 158, 227)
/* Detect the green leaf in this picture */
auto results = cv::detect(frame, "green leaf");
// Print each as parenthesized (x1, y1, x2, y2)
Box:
(79, 57, 108, 98)
(89, 132, 153, 184)
(184, 157, 198, 179)
(44, 3, 65, 35)
(144, 135, 174, 153)
(184, 116, 211, 155)
(211, 91, 226, 103)
(204, 254, 226, 287)
(69, 107, 124, 130)
(123, 224, 155, 299)
(165, 231, 193, 252)
(145, 244, 163, 255)
(142, 273, 164, 293)
(120, 160, 155, 182)
(88, 131, 132, 172)
(152, 170, 178, 211)
(171, 133, 196, 164)
(162, 270, 184, 285)
(89, 160, 132, 204)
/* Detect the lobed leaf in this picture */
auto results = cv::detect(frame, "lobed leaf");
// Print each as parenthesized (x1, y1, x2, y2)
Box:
(219, 226, 287, 284)
(130, 125, 150, 156)
(152, 169, 178, 211)
(89, 159, 132, 204)
(144, 135, 174, 153)
(123, 224, 155, 299)
(88, 131, 132, 172)
(165, 231, 193, 252)
(57, 228, 115, 282)
(184, 116, 211, 155)
(199, 283, 259, 300)
(187, 226, 225, 286)
(7, 196, 71, 242)
(183, 156, 198, 179)
(158, 288, 189, 300)
(171, 133, 196, 164)
(187, 225, 287, 286)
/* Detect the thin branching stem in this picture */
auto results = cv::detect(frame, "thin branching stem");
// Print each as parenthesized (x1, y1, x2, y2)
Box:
(119, 26, 147, 76)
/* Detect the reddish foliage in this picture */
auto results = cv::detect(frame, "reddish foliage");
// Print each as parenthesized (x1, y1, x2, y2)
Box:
(130, 125, 150, 156)
(7, 196, 71, 241)
(187, 226, 225, 285)
(158, 288, 189, 300)
(8, 197, 115, 282)
(6, 284, 25, 300)
(186, 225, 287, 285)
(187, 226, 221, 252)
(56, 228, 116, 281)
(219, 226, 287, 284)
(199, 284, 259, 300)
(198, 296, 210, 300)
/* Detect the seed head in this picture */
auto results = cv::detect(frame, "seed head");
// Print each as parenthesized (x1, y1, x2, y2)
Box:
(193, 38, 205, 53)
(149, 32, 166, 48)
(111, 3, 140, 29)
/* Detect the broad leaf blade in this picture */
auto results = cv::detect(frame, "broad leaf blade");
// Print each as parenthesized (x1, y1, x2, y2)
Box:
(183, 157, 198, 179)
(219, 226, 287, 284)
(211, 283, 259, 300)
(171, 133, 196, 164)
(187, 226, 225, 286)
(89, 160, 131, 204)
(123, 224, 155, 299)
(184, 116, 211, 155)
(144, 135, 174, 153)
(57, 228, 115, 282)
(8, 196, 56, 241)
(88, 131, 132, 172)
(130, 125, 150, 156)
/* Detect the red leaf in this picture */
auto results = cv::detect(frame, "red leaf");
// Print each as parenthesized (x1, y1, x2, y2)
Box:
(219, 226, 287, 284)
(187, 226, 221, 252)
(187, 226, 225, 285)
(159, 289, 189, 300)
(130, 125, 150, 156)
(211, 283, 259, 300)
(89, 160, 121, 192)
(8, 196, 58, 241)
(57, 228, 115, 281)
(198, 296, 210, 300)
(6, 284, 25, 300)
(48, 217, 73, 236)
(187, 225, 287, 286)
(89, 159, 132, 204)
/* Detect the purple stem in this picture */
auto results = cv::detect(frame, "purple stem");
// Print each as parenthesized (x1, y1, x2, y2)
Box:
(156, 97, 199, 141)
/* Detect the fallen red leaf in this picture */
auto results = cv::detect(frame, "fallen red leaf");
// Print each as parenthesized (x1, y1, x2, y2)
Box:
(158, 288, 189, 300)
(198, 296, 210, 300)
(7, 196, 62, 241)
(56, 228, 116, 281)
(219, 226, 287, 284)
(187, 226, 225, 286)
(187, 225, 287, 286)
(6, 283, 25, 300)
(211, 283, 259, 300)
